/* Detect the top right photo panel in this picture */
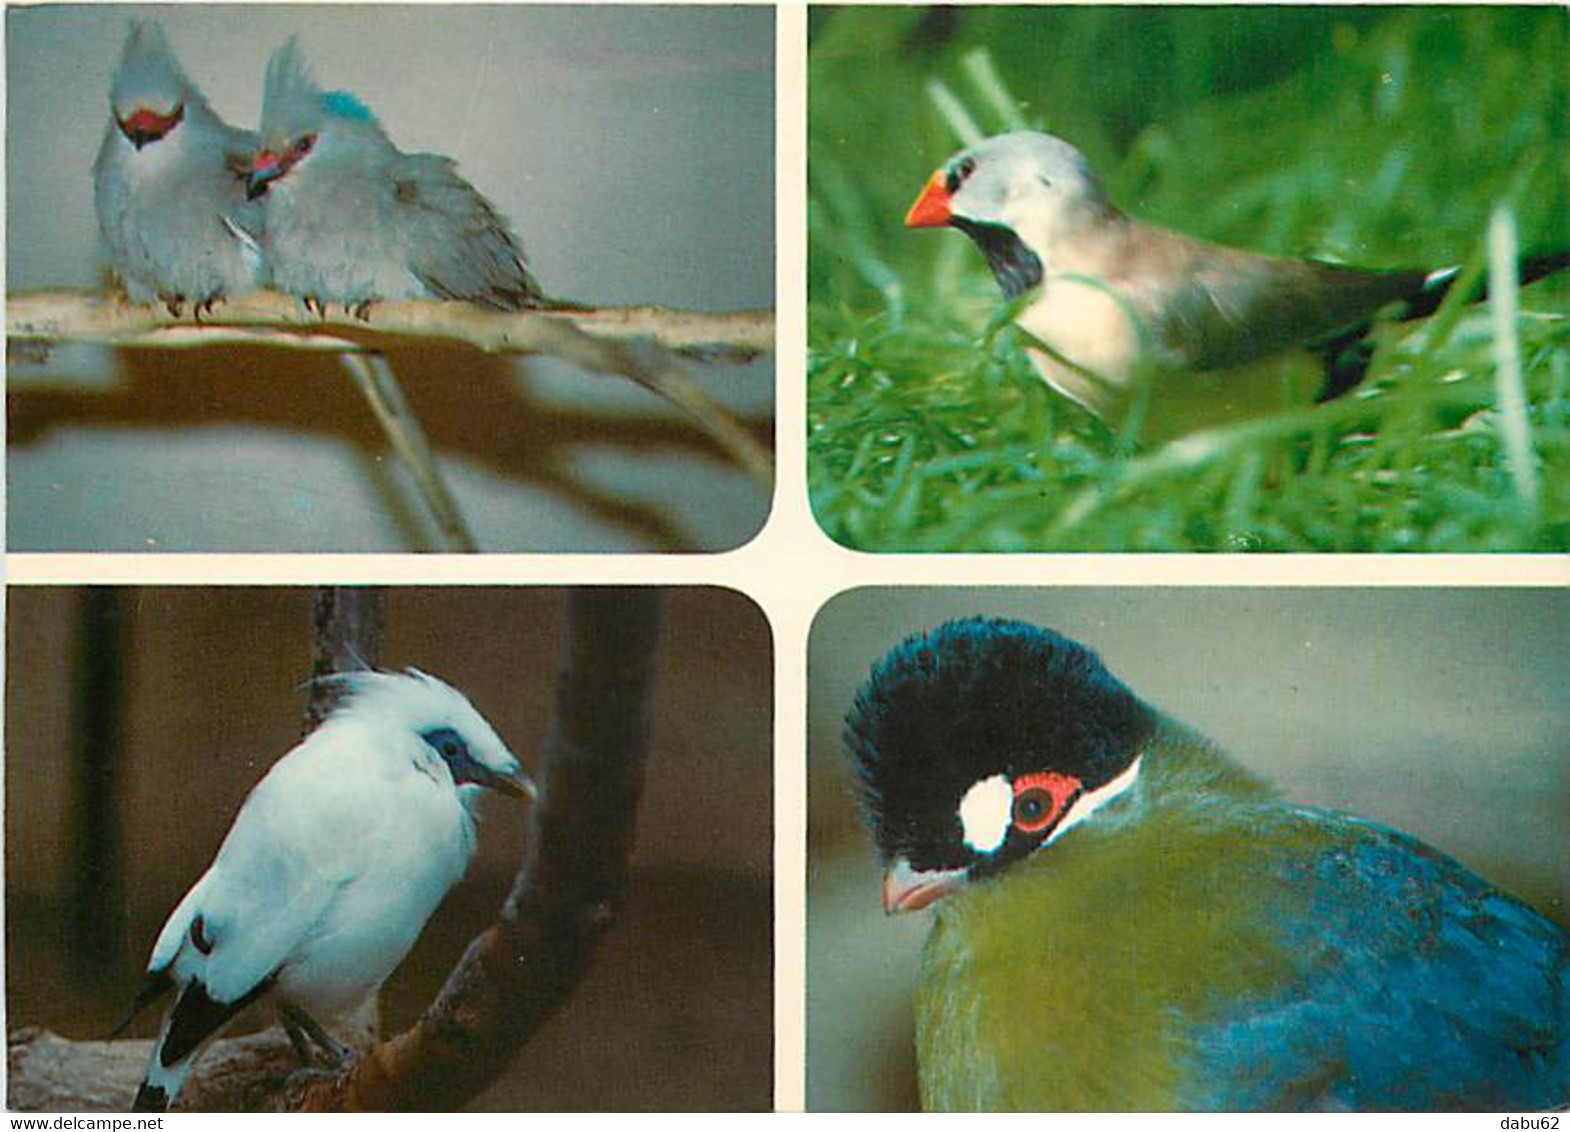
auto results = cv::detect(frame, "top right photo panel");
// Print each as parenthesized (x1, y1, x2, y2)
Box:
(808, 5, 1568, 553)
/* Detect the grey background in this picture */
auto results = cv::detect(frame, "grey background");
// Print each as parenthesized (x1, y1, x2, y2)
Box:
(807, 587, 1570, 1110)
(7, 5, 775, 552)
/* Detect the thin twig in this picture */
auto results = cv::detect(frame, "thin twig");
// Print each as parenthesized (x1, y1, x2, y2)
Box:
(339, 354, 481, 552)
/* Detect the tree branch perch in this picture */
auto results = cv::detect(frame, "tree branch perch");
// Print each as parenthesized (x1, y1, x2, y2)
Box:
(6, 587, 666, 1112)
(6, 288, 773, 361)
(7, 288, 774, 486)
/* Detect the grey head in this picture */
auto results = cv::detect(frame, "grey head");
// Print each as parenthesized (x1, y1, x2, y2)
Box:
(911, 130, 1120, 298)
(107, 22, 217, 148)
(250, 38, 392, 196)
(942, 131, 1113, 231)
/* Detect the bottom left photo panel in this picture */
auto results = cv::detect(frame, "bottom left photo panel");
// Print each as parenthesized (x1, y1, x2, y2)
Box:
(5, 584, 773, 1112)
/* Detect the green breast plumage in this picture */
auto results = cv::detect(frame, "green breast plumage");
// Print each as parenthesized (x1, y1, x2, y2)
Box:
(916, 775, 1569, 1111)
(916, 781, 1330, 1110)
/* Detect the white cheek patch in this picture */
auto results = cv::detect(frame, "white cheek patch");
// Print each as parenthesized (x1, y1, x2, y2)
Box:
(958, 774, 1013, 854)
(1045, 756, 1143, 846)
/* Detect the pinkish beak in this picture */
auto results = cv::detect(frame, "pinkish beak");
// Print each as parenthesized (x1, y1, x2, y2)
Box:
(882, 856, 968, 914)
(247, 151, 285, 200)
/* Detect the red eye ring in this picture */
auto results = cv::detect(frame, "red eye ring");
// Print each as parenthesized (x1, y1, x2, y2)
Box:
(1011, 771, 1081, 834)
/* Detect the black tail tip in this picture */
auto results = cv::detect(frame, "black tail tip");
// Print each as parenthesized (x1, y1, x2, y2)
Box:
(1519, 248, 1570, 286)
(132, 1081, 169, 1113)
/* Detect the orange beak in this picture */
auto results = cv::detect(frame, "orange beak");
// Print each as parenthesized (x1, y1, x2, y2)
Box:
(904, 170, 953, 228)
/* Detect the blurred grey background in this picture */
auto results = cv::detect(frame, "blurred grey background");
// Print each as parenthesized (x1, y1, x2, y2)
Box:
(6, 586, 773, 1110)
(807, 587, 1570, 1110)
(6, 5, 774, 552)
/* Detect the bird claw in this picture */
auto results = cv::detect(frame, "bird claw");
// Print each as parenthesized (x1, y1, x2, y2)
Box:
(193, 297, 222, 324)
(281, 1062, 354, 1106)
(298, 297, 373, 322)
(162, 295, 186, 319)
(280, 1005, 355, 1068)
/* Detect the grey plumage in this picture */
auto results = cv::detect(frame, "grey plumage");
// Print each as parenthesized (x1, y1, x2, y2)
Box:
(92, 23, 266, 315)
(248, 39, 542, 313)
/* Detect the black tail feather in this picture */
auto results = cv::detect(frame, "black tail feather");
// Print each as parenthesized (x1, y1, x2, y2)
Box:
(1402, 248, 1569, 322)
(1316, 248, 1568, 402)
(132, 1081, 169, 1113)
(161, 974, 273, 1066)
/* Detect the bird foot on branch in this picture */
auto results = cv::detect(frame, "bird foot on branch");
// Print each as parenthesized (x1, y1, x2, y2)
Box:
(280, 1063, 354, 1109)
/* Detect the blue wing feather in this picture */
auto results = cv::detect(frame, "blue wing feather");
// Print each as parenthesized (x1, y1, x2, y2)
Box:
(1190, 816, 1569, 1110)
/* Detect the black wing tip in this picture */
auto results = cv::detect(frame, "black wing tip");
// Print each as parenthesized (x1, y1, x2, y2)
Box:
(529, 292, 595, 313)
(467, 282, 588, 312)
(132, 1081, 169, 1112)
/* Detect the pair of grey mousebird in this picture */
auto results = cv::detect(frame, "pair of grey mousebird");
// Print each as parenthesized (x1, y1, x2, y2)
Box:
(906, 131, 1567, 440)
(93, 23, 543, 320)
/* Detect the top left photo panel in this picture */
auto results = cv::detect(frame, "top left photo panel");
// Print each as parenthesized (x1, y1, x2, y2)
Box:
(8, 4, 776, 554)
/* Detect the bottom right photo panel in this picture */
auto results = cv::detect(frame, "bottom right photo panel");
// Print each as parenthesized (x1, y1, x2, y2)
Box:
(806, 587, 1569, 1112)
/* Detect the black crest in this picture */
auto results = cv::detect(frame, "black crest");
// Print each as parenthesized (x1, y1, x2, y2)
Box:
(844, 617, 1156, 871)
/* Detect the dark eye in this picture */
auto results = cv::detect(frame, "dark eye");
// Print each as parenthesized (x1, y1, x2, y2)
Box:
(1012, 786, 1055, 833)
(421, 726, 468, 762)
(294, 134, 316, 156)
(946, 155, 977, 194)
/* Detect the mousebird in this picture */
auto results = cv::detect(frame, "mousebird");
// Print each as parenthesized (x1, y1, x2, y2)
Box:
(245, 39, 543, 317)
(93, 22, 266, 317)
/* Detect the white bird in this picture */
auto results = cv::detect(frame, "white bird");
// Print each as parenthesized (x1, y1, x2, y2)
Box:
(905, 130, 1569, 441)
(119, 668, 535, 1112)
(92, 22, 267, 318)
(245, 38, 543, 317)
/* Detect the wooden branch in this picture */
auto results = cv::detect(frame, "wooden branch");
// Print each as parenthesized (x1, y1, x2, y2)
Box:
(67, 588, 129, 974)
(290, 588, 665, 1111)
(7, 1028, 300, 1114)
(304, 587, 385, 732)
(5, 288, 774, 362)
(7, 288, 774, 485)
(5, 588, 666, 1113)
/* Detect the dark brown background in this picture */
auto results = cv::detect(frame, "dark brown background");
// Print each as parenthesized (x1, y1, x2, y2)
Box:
(6, 585, 773, 1110)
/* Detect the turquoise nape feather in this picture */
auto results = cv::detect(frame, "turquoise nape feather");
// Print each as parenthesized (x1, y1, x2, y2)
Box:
(845, 617, 1569, 1112)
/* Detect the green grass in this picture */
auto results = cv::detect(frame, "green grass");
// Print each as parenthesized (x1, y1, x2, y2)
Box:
(808, 6, 1570, 552)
